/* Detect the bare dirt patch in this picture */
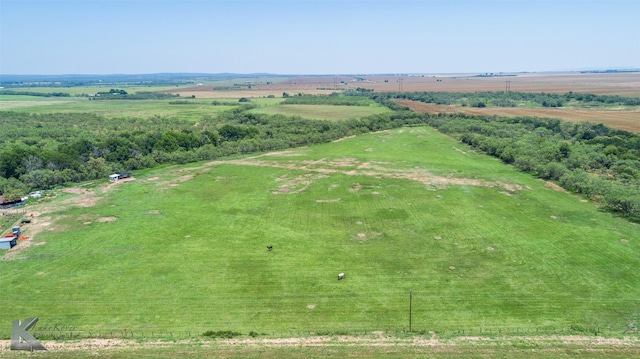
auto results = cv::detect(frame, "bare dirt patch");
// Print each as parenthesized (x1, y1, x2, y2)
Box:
(61, 187, 94, 195)
(332, 135, 355, 142)
(1, 334, 639, 353)
(453, 146, 467, 155)
(315, 198, 341, 203)
(545, 181, 568, 192)
(271, 173, 327, 195)
(61, 194, 102, 208)
(107, 176, 135, 187)
(210, 152, 510, 196)
(353, 232, 381, 241)
(176, 174, 194, 182)
(2, 214, 53, 260)
(259, 149, 304, 157)
(96, 216, 117, 223)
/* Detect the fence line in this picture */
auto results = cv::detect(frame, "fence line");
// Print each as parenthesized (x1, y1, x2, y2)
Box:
(27, 325, 635, 341)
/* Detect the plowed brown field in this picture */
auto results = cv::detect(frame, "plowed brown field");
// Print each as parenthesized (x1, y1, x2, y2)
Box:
(164, 72, 640, 99)
(357, 72, 640, 97)
(397, 100, 640, 133)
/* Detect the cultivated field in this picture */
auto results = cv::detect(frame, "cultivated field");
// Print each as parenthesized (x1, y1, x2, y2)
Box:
(354, 72, 640, 97)
(163, 72, 640, 98)
(396, 100, 640, 133)
(2, 128, 638, 342)
(156, 73, 640, 133)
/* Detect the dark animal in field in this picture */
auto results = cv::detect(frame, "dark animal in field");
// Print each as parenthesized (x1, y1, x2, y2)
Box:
(338, 273, 345, 280)
(267, 245, 273, 251)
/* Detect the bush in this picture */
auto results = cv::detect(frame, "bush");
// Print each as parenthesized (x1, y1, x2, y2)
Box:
(202, 330, 242, 339)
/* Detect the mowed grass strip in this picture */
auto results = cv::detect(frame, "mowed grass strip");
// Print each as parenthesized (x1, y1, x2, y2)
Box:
(1, 127, 638, 337)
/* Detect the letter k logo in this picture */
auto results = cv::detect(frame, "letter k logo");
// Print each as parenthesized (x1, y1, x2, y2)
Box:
(11, 317, 46, 351)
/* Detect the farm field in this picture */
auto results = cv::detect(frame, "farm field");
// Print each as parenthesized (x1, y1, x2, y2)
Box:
(1, 85, 178, 96)
(247, 103, 392, 120)
(396, 99, 640, 133)
(0, 94, 389, 122)
(1, 128, 638, 342)
(352, 72, 640, 97)
(163, 72, 640, 98)
(0, 95, 235, 121)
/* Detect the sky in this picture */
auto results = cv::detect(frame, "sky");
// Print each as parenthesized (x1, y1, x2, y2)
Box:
(1, 0, 638, 75)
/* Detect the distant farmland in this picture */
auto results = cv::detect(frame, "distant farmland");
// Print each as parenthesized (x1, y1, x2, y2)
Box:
(164, 72, 640, 98)
(396, 99, 640, 133)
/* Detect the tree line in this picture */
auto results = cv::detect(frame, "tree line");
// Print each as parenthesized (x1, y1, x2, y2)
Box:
(2, 91, 639, 221)
(375, 91, 640, 107)
(0, 106, 423, 199)
(0, 90, 71, 97)
(422, 114, 640, 221)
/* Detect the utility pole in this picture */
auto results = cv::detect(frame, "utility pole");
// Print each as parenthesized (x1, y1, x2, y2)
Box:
(409, 290, 413, 332)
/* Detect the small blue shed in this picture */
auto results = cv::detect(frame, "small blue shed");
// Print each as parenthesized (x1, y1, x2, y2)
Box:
(0, 236, 17, 250)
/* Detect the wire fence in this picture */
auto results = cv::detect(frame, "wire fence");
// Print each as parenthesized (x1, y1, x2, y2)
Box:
(26, 325, 638, 341)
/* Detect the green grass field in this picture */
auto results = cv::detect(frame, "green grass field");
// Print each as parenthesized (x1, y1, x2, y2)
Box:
(0, 95, 388, 122)
(1, 86, 178, 96)
(248, 103, 392, 120)
(0, 95, 235, 120)
(1, 127, 639, 340)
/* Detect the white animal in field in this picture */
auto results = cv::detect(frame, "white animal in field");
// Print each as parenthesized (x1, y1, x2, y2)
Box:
(338, 273, 345, 280)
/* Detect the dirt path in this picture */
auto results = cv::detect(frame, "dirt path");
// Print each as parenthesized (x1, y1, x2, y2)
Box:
(1, 335, 639, 352)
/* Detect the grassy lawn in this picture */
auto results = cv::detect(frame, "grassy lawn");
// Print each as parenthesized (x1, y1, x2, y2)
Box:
(1, 127, 638, 340)
(247, 103, 392, 120)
